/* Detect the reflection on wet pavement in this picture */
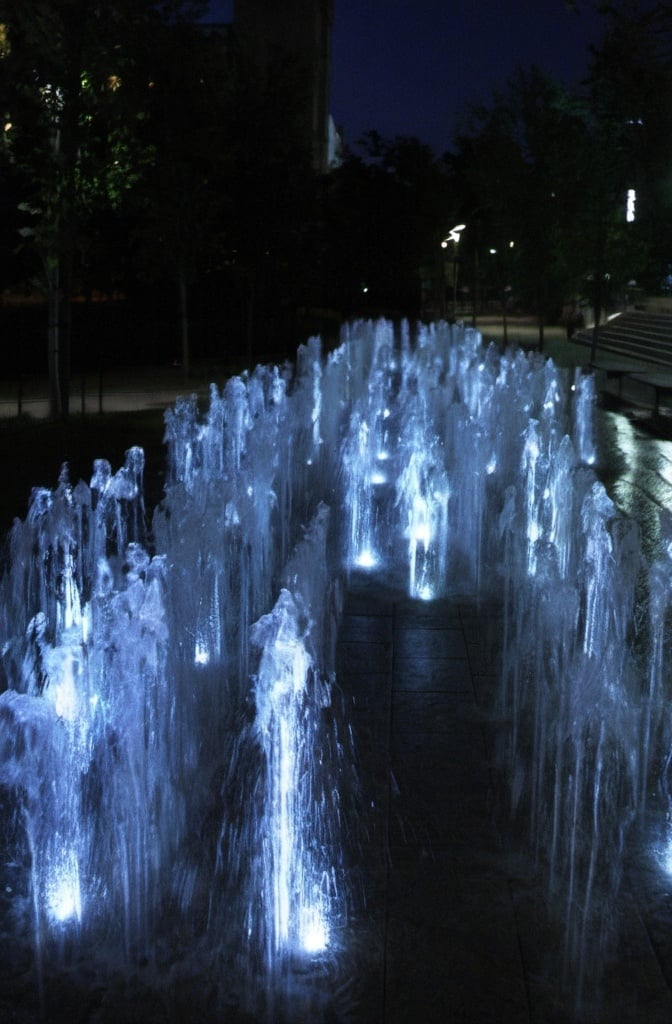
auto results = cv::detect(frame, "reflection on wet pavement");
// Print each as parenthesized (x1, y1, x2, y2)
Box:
(597, 409, 672, 559)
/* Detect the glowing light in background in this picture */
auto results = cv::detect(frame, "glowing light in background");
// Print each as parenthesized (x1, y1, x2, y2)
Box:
(626, 187, 636, 223)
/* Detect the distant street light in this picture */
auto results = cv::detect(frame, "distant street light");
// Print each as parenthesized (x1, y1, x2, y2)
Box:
(441, 223, 466, 247)
(440, 224, 466, 319)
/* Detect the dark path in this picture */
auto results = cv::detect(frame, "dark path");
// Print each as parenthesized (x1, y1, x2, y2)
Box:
(337, 573, 672, 1024)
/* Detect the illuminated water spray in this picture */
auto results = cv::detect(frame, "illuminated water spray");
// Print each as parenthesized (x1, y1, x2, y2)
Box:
(341, 413, 381, 570)
(396, 448, 449, 601)
(0, 317, 671, 1021)
(253, 589, 329, 957)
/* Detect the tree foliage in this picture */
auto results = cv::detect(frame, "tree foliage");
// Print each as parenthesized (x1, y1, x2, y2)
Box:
(0, 0, 175, 414)
(1, 0, 672, 400)
(450, 3, 672, 346)
(0, 2, 328, 390)
(322, 133, 454, 316)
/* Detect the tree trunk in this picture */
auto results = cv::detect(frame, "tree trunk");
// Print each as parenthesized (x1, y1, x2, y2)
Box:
(590, 274, 604, 365)
(589, 267, 604, 365)
(46, 250, 73, 419)
(537, 275, 545, 352)
(60, 250, 72, 418)
(178, 268, 190, 382)
(47, 252, 62, 419)
(590, 317, 601, 365)
(246, 273, 256, 368)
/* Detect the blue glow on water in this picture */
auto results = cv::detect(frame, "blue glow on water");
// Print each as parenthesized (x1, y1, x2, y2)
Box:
(47, 855, 82, 924)
(0, 317, 667, 1017)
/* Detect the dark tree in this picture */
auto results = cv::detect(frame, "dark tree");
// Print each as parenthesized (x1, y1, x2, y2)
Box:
(323, 133, 454, 317)
(0, 0, 205, 416)
(453, 68, 597, 347)
(221, 47, 323, 361)
(130, 19, 236, 379)
(584, 2, 672, 306)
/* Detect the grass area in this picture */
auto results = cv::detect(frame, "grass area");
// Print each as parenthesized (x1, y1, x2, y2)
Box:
(0, 409, 169, 540)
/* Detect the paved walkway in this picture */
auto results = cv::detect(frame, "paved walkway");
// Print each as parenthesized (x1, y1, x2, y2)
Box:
(337, 573, 672, 1024)
(0, 322, 583, 422)
(0, 317, 663, 424)
(0, 366, 214, 420)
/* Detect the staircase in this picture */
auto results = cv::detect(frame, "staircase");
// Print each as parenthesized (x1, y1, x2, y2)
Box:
(573, 311, 672, 367)
(573, 311, 672, 416)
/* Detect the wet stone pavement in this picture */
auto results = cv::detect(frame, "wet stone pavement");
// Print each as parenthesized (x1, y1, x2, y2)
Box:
(337, 571, 672, 1024)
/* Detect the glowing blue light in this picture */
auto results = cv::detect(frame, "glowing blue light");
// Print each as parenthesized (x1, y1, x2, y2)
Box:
(654, 823, 672, 878)
(355, 550, 377, 569)
(194, 643, 210, 666)
(49, 658, 78, 723)
(412, 520, 432, 548)
(47, 857, 82, 924)
(299, 906, 329, 954)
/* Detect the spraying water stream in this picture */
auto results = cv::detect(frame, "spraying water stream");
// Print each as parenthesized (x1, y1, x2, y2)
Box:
(0, 319, 671, 1020)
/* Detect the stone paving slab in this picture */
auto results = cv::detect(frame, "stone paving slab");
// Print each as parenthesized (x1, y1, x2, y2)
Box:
(391, 691, 478, 734)
(338, 580, 530, 1023)
(337, 577, 672, 1023)
(395, 625, 469, 661)
(384, 848, 529, 1024)
(393, 657, 472, 692)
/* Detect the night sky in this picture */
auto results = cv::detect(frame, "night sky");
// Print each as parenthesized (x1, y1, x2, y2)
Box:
(330, 0, 611, 154)
(204, 1, 613, 154)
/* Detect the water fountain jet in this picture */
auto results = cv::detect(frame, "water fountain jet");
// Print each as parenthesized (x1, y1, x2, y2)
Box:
(0, 319, 670, 1020)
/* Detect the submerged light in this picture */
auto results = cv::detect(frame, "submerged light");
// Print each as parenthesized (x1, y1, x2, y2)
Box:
(47, 857, 82, 924)
(299, 907, 329, 954)
(194, 642, 210, 666)
(355, 550, 377, 569)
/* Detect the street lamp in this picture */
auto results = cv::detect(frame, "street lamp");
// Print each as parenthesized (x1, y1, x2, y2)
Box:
(441, 224, 466, 320)
(442, 224, 466, 247)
